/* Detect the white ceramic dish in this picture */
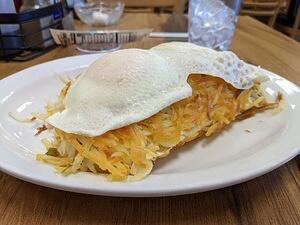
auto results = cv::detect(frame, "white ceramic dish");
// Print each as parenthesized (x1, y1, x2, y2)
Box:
(0, 54, 299, 197)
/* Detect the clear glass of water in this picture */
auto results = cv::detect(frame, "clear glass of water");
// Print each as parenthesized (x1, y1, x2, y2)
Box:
(188, 0, 242, 51)
(73, 0, 124, 53)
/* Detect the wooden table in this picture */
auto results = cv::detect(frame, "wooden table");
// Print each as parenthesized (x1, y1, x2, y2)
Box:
(0, 13, 299, 225)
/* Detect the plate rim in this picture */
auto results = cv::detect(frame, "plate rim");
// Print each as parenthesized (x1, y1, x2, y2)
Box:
(0, 54, 300, 197)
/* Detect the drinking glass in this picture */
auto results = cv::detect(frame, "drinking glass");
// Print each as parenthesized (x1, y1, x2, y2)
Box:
(73, 0, 124, 53)
(188, 0, 242, 51)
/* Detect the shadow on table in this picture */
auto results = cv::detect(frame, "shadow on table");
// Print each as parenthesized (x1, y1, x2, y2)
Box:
(161, 14, 188, 33)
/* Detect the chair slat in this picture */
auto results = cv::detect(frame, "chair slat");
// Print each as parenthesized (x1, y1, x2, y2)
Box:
(242, 1, 279, 8)
(241, 0, 283, 27)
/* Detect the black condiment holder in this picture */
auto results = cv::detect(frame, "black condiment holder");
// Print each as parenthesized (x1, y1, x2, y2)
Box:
(0, 2, 66, 61)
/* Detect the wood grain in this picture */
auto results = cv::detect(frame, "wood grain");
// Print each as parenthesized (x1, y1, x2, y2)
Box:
(0, 14, 300, 225)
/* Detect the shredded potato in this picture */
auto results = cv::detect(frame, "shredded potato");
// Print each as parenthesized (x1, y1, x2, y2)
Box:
(35, 74, 281, 181)
(8, 112, 36, 123)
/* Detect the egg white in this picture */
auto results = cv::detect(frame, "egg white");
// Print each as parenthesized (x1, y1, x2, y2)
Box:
(47, 42, 260, 137)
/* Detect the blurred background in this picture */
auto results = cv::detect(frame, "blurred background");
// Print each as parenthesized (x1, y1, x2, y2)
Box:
(0, 0, 299, 60)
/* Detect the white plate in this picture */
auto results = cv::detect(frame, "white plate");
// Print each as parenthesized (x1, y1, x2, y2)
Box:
(0, 54, 299, 197)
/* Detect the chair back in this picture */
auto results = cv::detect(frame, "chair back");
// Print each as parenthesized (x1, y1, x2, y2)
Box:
(240, 0, 283, 27)
(122, 0, 186, 14)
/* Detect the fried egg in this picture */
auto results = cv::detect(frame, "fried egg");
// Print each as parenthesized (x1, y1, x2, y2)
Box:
(47, 42, 260, 137)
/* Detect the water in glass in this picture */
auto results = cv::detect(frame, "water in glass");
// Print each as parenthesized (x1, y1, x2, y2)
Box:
(188, 0, 242, 51)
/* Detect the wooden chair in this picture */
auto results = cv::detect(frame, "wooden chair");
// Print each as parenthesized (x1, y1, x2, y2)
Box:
(240, 0, 283, 27)
(276, 5, 300, 39)
(122, 0, 186, 14)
